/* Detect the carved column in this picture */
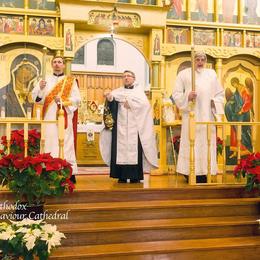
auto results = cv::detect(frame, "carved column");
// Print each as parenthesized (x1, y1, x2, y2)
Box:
(190, 27, 194, 45)
(65, 57, 72, 75)
(24, 0, 28, 9)
(238, 0, 243, 24)
(186, 0, 191, 20)
(151, 61, 160, 89)
(24, 15, 28, 36)
(242, 30, 246, 48)
(216, 28, 220, 46)
(160, 59, 165, 93)
(214, 0, 218, 22)
(215, 58, 223, 82)
(56, 17, 59, 37)
(220, 28, 224, 46)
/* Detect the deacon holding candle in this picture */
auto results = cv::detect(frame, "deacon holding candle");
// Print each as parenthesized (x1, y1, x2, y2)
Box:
(32, 55, 81, 184)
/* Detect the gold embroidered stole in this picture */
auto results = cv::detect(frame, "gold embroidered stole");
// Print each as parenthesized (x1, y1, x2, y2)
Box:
(42, 76, 74, 118)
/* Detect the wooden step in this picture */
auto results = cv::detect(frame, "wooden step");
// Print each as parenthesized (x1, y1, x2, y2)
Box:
(58, 216, 259, 247)
(45, 198, 260, 223)
(1, 186, 259, 204)
(36, 186, 260, 204)
(50, 236, 260, 259)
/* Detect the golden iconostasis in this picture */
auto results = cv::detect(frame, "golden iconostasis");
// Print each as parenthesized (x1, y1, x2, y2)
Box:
(0, 0, 259, 169)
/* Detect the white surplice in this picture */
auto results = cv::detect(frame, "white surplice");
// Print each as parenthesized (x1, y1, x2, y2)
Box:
(100, 84, 158, 172)
(32, 75, 81, 174)
(172, 68, 224, 176)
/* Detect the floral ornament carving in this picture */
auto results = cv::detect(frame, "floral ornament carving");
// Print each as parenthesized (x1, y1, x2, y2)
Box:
(161, 44, 259, 59)
(252, 50, 260, 58)
(204, 47, 239, 58)
(161, 44, 177, 55)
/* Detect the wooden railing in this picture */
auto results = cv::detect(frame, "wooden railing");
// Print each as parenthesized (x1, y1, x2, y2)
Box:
(0, 109, 65, 159)
(188, 113, 260, 185)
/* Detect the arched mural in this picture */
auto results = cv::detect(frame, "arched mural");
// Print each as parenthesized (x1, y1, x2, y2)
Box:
(0, 53, 41, 117)
(223, 64, 256, 164)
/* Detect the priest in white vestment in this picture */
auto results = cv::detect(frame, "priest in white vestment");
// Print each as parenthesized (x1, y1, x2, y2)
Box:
(172, 51, 224, 183)
(100, 70, 158, 183)
(32, 56, 81, 183)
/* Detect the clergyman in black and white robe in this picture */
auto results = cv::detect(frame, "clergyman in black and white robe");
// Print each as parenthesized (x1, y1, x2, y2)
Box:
(100, 70, 158, 183)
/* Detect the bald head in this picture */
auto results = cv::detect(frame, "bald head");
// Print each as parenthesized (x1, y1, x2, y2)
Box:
(195, 51, 207, 61)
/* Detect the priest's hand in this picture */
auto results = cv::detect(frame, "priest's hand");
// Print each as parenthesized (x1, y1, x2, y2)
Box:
(188, 91, 197, 101)
(104, 91, 113, 102)
(211, 100, 216, 110)
(55, 96, 61, 104)
(39, 80, 47, 90)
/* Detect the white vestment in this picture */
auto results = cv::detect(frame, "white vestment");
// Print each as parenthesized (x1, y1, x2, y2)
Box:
(172, 68, 224, 176)
(100, 84, 158, 172)
(32, 75, 81, 174)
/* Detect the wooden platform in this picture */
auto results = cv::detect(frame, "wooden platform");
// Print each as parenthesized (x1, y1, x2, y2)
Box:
(1, 174, 260, 259)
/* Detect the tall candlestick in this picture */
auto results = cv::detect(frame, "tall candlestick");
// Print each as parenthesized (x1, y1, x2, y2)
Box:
(42, 47, 47, 80)
(191, 45, 195, 91)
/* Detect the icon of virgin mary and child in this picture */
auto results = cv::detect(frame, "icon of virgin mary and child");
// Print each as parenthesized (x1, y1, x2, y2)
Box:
(0, 54, 41, 117)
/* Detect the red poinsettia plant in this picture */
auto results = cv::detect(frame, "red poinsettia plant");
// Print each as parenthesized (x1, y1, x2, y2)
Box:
(0, 129, 40, 157)
(0, 153, 75, 205)
(234, 152, 260, 191)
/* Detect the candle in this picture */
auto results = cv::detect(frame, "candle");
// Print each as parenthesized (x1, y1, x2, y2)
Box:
(191, 45, 195, 91)
(42, 47, 47, 80)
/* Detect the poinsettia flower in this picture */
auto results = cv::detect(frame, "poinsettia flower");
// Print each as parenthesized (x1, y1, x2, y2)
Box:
(16, 226, 29, 234)
(216, 137, 223, 145)
(34, 163, 43, 175)
(41, 224, 65, 253)
(254, 152, 260, 160)
(29, 153, 53, 165)
(0, 222, 8, 230)
(0, 226, 16, 240)
(1, 135, 7, 145)
(0, 153, 20, 167)
(0, 220, 65, 258)
(13, 158, 28, 170)
(11, 218, 43, 226)
(24, 234, 37, 251)
(234, 152, 260, 191)
(234, 165, 242, 176)
(23, 228, 42, 250)
(247, 166, 260, 175)
(240, 158, 250, 169)
(0, 129, 41, 157)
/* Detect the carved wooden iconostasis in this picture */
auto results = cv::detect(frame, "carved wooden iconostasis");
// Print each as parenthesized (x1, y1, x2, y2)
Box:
(0, 0, 259, 172)
(160, 0, 260, 174)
